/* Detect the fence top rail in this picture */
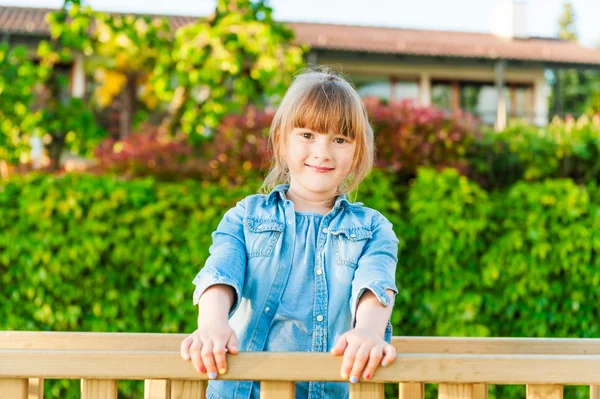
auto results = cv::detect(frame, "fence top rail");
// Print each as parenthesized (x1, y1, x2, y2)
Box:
(3, 348, 600, 385)
(3, 331, 600, 354)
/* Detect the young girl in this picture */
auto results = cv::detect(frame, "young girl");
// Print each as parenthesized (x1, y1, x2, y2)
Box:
(180, 69, 399, 399)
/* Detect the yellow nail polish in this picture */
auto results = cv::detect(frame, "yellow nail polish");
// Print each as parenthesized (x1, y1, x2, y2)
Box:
(218, 368, 227, 375)
(341, 372, 348, 380)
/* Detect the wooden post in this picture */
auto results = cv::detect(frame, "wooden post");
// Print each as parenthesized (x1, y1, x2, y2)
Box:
(439, 383, 473, 399)
(0, 379, 28, 399)
(349, 382, 385, 399)
(399, 382, 424, 399)
(260, 381, 295, 399)
(81, 379, 118, 399)
(144, 379, 169, 399)
(495, 59, 507, 131)
(170, 380, 206, 399)
(526, 384, 563, 399)
(28, 378, 43, 399)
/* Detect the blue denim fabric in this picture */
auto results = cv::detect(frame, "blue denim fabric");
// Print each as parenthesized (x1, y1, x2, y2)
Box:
(192, 184, 399, 399)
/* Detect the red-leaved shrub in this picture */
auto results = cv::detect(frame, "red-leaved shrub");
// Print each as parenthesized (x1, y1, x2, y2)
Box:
(365, 97, 481, 180)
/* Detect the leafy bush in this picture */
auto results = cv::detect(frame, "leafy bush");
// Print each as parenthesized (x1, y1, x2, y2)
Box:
(94, 108, 272, 184)
(469, 116, 600, 189)
(364, 98, 481, 182)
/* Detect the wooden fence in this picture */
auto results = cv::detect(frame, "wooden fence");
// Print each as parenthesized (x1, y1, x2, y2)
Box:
(3, 332, 600, 398)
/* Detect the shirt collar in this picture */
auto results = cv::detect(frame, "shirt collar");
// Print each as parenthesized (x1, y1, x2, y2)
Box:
(266, 184, 353, 209)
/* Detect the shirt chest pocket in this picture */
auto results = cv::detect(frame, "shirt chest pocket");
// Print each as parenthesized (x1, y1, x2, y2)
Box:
(330, 227, 373, 269)
(243, 217, 284, 258)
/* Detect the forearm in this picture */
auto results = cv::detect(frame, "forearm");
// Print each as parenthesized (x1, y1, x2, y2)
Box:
(354, 289, 394, 338)
(197, 284, 235, 324)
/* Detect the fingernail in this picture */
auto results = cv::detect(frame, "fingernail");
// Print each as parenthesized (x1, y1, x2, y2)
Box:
(363, 373, 371, 380)
(200, 366, 206, 373)
(349, 376, 358, 384)
(218, 368, 226, 375)
(341, 372, 348, 380)
(182, 353, 190, 360)
(231, 346, 238, 352)
(381, 361, 388, 367)
(208, 372, 217, 379)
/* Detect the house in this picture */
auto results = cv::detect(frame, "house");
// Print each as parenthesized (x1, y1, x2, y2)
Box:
(2, 1, 600, 129)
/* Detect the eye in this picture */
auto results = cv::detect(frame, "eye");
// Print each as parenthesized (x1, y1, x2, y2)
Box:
(333, 137, 347, 144)
(301, 132, 314, 139)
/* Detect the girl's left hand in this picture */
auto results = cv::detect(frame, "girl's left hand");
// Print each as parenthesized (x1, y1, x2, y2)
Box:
(330, 328, 396, 383)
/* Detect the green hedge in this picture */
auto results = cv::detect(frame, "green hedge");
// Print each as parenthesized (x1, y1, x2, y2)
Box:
(2, 170, 600, 398)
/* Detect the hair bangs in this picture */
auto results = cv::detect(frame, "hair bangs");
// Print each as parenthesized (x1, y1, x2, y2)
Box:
(287, 81, 359, 140)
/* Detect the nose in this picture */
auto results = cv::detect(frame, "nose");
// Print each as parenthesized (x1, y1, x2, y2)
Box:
(312, 136, 331, 160)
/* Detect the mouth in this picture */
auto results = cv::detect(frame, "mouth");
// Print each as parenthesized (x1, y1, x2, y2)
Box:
(306, 164, 334, 173)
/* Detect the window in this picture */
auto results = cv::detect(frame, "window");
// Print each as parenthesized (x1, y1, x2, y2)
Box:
(354, 76, 418, 102)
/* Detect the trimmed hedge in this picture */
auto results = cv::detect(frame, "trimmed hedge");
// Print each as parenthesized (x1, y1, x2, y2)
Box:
(2, 170, 600, 398)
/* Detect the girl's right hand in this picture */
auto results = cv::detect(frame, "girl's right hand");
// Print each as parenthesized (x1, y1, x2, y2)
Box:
(180, 321, 239, 379)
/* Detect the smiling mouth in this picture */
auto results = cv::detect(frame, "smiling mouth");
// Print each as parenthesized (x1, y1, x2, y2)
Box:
(306, 164, 334, 172)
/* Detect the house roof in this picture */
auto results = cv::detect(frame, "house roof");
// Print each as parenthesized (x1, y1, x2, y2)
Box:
(2, 5, 600, 67)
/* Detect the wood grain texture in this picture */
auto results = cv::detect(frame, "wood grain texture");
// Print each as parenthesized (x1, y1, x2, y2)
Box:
(170, 380, 206, 399)
(439, 383, 473, 399)
(5, 350, 600, 384)
(0, 379, 28, 399)
(28, 378, 43, 399)
(260, 381, 295, 399)
(526, 384, 563, 399)
(349, 382, 385, 399)
(144, 379, 169, 399)
(472, 384, 487, 399)
(399, 382, 424, 399)
(590, 385, 600, 399)
(80, 379, 118, 399)
(7, 332, 600, 355)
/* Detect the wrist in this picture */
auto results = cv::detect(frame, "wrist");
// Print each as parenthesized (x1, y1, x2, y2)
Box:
(353, 323, 385, 339)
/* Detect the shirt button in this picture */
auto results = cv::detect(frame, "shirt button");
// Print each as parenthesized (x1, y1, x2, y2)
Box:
(350, 233, 356, 238)
(265, 307, 270, 313)
(322, 228, 329, 234)
(316, 268, 323, 276)
(287, 219, 292, 225)
(257, 225, 264, 230)
(316, 315, 324, 322)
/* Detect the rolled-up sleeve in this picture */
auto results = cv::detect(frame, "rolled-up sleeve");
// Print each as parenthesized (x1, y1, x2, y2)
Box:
(192, 197, 247, 317)
(350, 211, 399, 341)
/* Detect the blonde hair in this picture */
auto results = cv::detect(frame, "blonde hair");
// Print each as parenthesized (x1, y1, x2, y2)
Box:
(260, 68, 374, 197)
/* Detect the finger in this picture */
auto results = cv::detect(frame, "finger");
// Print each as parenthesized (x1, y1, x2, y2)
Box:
(189, 338, 206, 374)
(180, 335, 193, 360)
(213, 341, 228, 375)
(381, 344, 397, 367)
(349, 345, 372, 383)
(362, 346, 384, 381)
(330, 334, 348, 356)
(201, 341, 218, 379)
(340, 342, 359, 381)
(226, 331, 239, 355)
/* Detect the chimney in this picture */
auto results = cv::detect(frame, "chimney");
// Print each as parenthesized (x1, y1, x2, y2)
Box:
(491, 0, 527, 39)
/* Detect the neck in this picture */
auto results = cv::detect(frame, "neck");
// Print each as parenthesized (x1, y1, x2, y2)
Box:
(286, 186, 337, 214)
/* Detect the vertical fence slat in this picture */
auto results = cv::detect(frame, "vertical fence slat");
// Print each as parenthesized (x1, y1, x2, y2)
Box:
(473, 384, 487, 399)
(439, 383, 473, 399)
(591, 385, 600, 399)
(81, 379, 118, 399)
(349, 382, 385, 399)
(28, 378, 43, 399)
(171, 380, 206, 399)
(260, 381, 295, 399)
(0, 379, 28, 399)
(144, 379, 169, 399)
(526, 384, 563, 399)
(399, 382, 424, 399)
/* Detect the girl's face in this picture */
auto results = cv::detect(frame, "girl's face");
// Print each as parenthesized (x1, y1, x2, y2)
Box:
(284, 127, 356, 201)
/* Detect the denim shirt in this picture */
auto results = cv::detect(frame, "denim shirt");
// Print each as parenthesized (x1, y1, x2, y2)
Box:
(192, 184, 399, 399)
